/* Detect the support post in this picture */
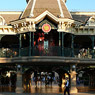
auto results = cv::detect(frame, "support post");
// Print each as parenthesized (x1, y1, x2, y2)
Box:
(32, 32, 34, 56)
(16, 65, 23, 93)
(71, 34, 74, 57)
(70, 65, 78, 93)
(91, 36, 95, 58)
(29, 32, 31, 56)
(59, 32, 62, 56)
(61, 32, 64, 56)
(59, 32, 61, 46)
(19, 34, 22, 57)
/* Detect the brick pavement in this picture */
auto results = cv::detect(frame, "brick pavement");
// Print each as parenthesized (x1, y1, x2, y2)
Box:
(0, 93, 95, 95)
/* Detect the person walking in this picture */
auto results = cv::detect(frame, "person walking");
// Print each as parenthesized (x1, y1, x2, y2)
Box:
(64, 78, 70, 95)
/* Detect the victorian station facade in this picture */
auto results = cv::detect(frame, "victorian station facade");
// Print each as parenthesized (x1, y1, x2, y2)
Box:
(0, 0, 95, 94)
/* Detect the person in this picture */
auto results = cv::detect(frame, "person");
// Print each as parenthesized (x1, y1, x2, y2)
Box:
(64, 77, 70, 95)
(77, 77, 80, 85)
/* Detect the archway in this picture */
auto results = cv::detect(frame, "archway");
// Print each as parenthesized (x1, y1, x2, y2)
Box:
(74, 35, 92, 49)
(0, 66, 16, 92)
(74, 35, 92, 58)
(76, 65, 95, 92)
(0, 35, 19, 57)
(1, 35, 19, 48)
(23, 66, 70, 93)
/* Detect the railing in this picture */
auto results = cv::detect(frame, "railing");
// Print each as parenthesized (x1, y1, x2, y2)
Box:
(64, 48, 72, 57)
(34, 46, 61, 56)
(74, 48, 93, 59)
(0, 48, 19, 58)
(20, 47, 29, 56)
(0, 47, 94, 59)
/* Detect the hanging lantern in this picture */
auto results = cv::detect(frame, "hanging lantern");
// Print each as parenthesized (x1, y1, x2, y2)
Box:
(23, 34, 26, 40)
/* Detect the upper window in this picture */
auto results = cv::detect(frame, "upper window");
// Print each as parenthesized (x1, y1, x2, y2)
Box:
(86, 16, 95, 26)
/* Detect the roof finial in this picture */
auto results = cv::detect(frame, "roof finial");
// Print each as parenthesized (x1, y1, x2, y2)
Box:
(26, 0, 29, 3)
(64, 0, 67, 3)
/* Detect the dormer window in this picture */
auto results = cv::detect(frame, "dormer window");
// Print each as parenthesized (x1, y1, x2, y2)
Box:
(86, 16, 95, 26)
(0, 16, 5, 25)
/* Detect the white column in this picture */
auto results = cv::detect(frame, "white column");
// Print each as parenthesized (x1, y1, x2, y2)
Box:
(16, 65, 23, 93)
(70, 65, 78, 93)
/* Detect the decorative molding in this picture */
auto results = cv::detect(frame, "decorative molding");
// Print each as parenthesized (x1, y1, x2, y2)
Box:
(35, 11, 58, 23)
(30, 0, 37, 17)
(57, 0, 64, 17)
(20, 0, 32, 19)
(0, 16, 6, 25)
(0, 27, 16, 35)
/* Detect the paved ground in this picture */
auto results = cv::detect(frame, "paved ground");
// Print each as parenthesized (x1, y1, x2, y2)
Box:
(0, 93, 95, 95)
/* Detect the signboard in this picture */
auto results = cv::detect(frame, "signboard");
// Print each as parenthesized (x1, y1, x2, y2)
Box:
(42, 24, 51, 33)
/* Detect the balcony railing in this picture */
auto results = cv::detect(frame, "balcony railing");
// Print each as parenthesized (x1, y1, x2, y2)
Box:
(34, 46, 61, 56)
(20, 47, 29, 56)
(64, 48, 72, 57)
(0, 48, 19, 58)
(0, 47, 94, 59)
(74, 48, 93, 59)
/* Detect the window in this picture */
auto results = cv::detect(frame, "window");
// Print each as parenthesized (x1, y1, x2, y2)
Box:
(86, 16, 95, 26)
(0, 16, 5, 25)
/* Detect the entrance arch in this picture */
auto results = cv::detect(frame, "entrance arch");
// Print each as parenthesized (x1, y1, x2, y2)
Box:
(1, 35, 19, 48)
(23, 66, 71, 93)
(74, 35, 92, 49)
(0, 66, 17, 92)
(76, 65, 95, 92)
(74, 35, 92, 58)
(0, 35, 19, 57)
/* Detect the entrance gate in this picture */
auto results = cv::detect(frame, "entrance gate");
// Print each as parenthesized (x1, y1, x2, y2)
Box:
(23, 66, 70, 93)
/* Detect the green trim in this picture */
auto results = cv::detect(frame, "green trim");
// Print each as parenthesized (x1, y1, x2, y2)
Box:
(32, 32, 34, 56)
(19, 34, 22, 57)
(29, 32, 31, 56)
(90, 36, 95, 58)
(61, 32, 64, 56)
(71, 35, 74, 57)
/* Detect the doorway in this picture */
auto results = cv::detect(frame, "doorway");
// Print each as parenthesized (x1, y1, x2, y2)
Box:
(23, 66, 70, 93)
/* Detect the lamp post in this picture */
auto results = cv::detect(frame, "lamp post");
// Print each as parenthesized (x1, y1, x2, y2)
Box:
(17, 64, 21, 71)
(72, 65, 76, 71)
(16, 64, 23, 93)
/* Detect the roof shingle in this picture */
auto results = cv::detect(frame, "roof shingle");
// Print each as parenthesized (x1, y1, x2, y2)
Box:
(21, 0, 72, 19)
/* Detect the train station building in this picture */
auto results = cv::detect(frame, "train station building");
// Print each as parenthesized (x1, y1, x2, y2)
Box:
(0, 0, 95, 93)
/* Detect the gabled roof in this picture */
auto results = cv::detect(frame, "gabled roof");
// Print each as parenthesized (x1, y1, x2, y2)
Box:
(0, 12, 21, 25)
(35, 11, 58, 24)
(21, 0, 72, 19)
(72, 15, 90, 23)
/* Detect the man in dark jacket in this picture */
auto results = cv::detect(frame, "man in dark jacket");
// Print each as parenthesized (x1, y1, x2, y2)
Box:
(64, 78, 70, 95)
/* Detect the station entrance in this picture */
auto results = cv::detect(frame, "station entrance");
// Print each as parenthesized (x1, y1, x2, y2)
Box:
(23, 66, 70, 93)
(0, 64, 95, 93)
